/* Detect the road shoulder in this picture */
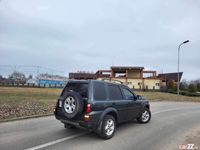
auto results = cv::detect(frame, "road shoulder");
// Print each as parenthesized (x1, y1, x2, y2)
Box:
(174, 125, 200, 150)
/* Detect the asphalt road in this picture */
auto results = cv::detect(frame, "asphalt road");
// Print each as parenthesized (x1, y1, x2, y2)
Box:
(0, 101, 200, 150)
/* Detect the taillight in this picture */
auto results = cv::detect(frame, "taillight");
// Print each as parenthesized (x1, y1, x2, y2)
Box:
(86, 103, 91, 113)
(54, 100, 58, 113)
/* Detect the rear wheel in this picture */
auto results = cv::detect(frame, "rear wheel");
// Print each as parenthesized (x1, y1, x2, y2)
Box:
(99, 115, 116, 139)
(137, 107, 151, 123)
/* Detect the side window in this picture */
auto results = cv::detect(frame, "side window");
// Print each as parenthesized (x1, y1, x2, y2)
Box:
(93, 82, 107, 100)
(108, 85, 123, 100)
(122, 88, 135, 100)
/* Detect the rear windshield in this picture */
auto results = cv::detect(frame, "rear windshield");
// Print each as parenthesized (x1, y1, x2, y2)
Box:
(61, 82, 88, 99)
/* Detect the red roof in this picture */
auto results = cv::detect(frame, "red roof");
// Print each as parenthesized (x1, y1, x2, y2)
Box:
(158, 72, 183, 82)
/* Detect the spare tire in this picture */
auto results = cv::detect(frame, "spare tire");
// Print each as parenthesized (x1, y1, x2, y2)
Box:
(61, 91, 84, 119)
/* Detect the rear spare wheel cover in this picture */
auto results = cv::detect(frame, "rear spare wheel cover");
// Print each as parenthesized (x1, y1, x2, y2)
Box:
(61, 92, 84, 119)
(64, 96, 76, 114)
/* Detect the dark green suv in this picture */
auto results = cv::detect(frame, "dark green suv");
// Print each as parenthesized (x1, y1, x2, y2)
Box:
(54, 80, 151, 139)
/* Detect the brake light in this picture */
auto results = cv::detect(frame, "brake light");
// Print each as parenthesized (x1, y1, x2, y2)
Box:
(86, 103, 91, 113)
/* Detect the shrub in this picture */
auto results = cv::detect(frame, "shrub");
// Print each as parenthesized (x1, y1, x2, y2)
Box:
(188, 83, 197, 93)
(168, 89, 176, 94)
(180, 82, 188, 91)
(180, 91, 187, 96)
(167, 80, 175, 90)
(197, 83, 200, 92)
(186, 92, 200, 97)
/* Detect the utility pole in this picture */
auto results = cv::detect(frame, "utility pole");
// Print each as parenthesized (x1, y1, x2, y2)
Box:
(177, 40, 189, 96)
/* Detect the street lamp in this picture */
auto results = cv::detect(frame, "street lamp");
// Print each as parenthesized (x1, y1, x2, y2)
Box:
(177, 40, 189, 96)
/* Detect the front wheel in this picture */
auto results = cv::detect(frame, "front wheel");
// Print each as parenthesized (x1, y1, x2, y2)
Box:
(99, 115, 116, 139)
(137, 108, 151, 123)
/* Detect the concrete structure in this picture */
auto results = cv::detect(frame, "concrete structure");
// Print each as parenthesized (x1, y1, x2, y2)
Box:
(69, 66, 183, 90)
(69, 66, 162, 90)
(97, 66, 160, 90)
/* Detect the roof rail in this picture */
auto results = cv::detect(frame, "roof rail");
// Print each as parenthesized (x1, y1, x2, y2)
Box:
(101, 78, 123, 84)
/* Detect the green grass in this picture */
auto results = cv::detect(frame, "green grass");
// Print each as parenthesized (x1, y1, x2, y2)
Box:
(0, 87, 62, 121)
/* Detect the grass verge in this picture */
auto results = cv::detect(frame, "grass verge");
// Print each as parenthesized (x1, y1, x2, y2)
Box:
(135, 91, 200, 102)
(0, 87, 200, 122)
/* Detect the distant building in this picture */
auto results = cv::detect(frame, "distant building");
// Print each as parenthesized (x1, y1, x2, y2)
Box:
(26, 76, 68, 86)
(158, 72, 183, 82)
(26, 78, 67, 86)
(70, 66, 161, 90)
(69, 72, 97, 80)
(99, 66, 161, 90)
(69, 66, 183, 90)
(158, 72, 183, 88)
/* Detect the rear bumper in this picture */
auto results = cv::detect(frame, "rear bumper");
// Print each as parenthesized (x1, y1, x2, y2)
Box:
(54, 109, 102, 130)
(55, 115, 94, 130)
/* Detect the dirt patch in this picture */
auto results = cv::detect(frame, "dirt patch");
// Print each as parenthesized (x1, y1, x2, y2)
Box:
(0, 87, 62, 121)
(175, 125, 200, 150)
(184, 127, 200, 149)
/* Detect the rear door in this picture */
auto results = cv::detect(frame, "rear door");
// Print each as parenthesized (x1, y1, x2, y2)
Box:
(107, 84, 129, 122)
(121, 87, 142, 119)
(92, 81, 108, 112)
(92, 82, 129, 123)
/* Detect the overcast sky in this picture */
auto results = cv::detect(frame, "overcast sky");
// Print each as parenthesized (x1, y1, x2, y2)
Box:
(0, 0, 200, 79)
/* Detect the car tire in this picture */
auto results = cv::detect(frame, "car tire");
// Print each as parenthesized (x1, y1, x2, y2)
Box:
(137, 107, 151, 123)
(61, 92, 84, 119)
(99, 115, 116, 139)
(64, 123, 76, 129)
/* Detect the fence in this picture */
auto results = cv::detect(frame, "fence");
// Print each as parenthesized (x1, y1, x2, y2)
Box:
(0, 83, 65, 88)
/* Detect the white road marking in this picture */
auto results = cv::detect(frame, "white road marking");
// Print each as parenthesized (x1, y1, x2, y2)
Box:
(24, 132, 88, 150)
(25, 106, 200, 150)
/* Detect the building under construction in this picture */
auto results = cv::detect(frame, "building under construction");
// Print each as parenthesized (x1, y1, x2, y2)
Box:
(69, 66, 182, 90)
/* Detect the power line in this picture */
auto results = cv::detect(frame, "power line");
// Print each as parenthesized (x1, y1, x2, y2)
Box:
(0, 65, 65, 76)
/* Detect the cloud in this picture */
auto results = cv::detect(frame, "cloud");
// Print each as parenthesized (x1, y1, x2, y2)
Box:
(0, 0, 200, 79)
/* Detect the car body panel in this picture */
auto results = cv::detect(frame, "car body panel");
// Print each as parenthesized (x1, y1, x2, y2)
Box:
(54, 80, 150, 130)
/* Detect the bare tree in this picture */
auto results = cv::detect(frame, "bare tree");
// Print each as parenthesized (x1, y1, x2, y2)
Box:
(180, 79, 188, 91)
(8, 71, 26, 84)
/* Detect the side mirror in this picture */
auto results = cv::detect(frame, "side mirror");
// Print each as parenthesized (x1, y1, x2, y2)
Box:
(137, 95, 142, 99)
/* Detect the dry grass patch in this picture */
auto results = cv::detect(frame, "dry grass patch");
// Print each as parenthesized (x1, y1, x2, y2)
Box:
(0, 87, 62, 121)
(1, 87, 200, 121)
